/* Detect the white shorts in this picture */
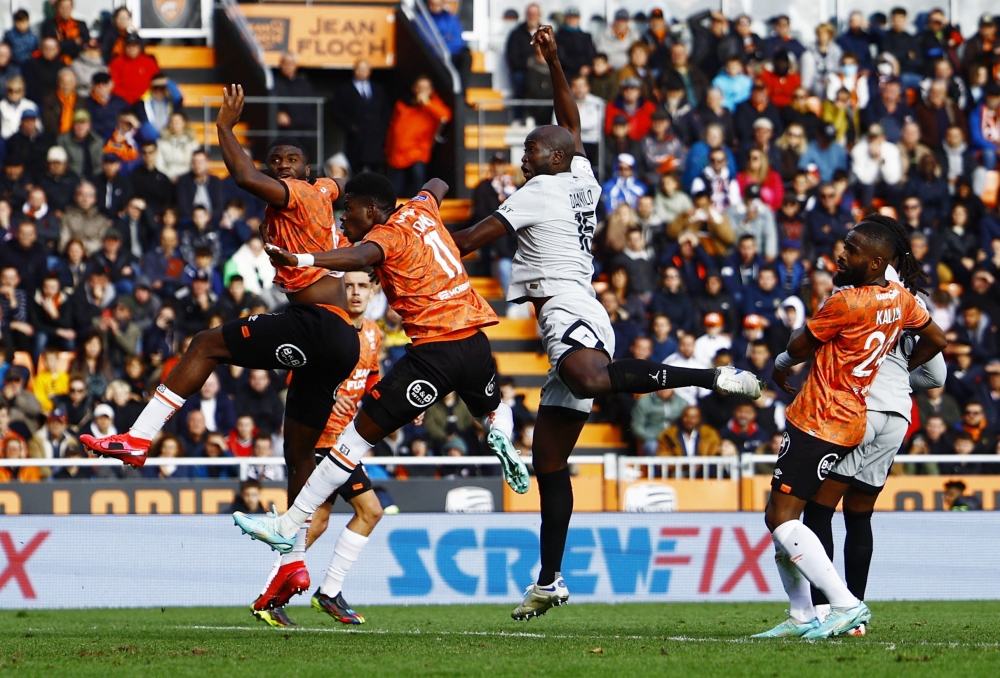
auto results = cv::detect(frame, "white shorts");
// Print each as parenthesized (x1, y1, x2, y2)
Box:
(536, 293, 616, 417)
(828, 410, 908, 492)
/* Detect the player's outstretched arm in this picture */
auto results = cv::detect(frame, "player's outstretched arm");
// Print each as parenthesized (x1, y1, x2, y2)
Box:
(217, 85, 288, 209)
(264, 241, 383, 272)
(907, 321, 947, 372)
(451, 216, 509, 258)
(533, 26, 584, 154)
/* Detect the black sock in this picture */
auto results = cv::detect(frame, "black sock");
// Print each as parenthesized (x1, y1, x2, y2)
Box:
(536, 467, 573, 587)
(607, 360, 716, 394)
(803, 501, 836, 606)
(843, 509, 874, 600)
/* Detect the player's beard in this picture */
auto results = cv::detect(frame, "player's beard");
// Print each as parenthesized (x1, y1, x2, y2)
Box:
(832, 268, 862, 287)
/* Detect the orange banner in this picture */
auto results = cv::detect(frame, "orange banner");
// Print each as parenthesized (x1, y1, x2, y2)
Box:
(240, 4, 396, 69)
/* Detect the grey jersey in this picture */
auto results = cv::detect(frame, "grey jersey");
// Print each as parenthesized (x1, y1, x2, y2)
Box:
(494, 154, 601, 302)
(865, 334, 916, 420)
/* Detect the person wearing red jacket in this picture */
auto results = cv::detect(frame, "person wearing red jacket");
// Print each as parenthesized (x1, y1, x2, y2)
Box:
(383, 75, 451, 198)
(107, 34, 158, 105)
(604, 77, 657, 140)
(759, 50, 801, 109)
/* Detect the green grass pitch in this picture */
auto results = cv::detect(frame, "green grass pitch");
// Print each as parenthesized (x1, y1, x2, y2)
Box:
(2, 601, 999, 677)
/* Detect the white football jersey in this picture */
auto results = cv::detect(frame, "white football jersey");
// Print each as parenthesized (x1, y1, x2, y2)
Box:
(494, 154, 602, 302)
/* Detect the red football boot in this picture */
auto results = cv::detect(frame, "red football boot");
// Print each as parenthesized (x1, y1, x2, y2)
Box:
(253, 561, 311, 611)
(79, 432, 150, 467)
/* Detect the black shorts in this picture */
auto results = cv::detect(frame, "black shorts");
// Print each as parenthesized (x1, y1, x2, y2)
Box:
(361, 330, 501, 433)
(771, 424, 854, 501)
(221, 304, 360, 430)
(315, 449, 372, 503)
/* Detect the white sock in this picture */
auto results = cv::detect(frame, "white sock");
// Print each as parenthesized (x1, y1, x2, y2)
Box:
(258, 554, 282, 597)
(280, 520, 310, 565)
(320, 526, 369, 596)
(772, 520, 859, 609)
(483, 402, 514, 440)
(278, 422, 373, 536)
(129, 385, 186, 440)
(771, 535, 815, 622)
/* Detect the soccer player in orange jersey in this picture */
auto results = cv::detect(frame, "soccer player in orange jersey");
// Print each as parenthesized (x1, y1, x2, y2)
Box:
(253, 269, 383, 628)
(754, 218, 947, 639)
(81, 86, 360, 538)
(234, 172, 525, 553)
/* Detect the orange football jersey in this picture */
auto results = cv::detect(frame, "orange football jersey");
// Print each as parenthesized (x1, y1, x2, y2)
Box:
(317, 318, 381, 449)
(785, 281, 931, 447)
(264, 177, 340, 292)
(362, 191, 497, 342)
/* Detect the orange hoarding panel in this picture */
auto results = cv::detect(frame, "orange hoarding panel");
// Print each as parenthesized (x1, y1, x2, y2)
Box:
(240, 5, 396, 69)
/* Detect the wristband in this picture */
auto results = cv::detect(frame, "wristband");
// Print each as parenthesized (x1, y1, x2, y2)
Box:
(296, 253, 315, 268)
(774, 351, 796, 371)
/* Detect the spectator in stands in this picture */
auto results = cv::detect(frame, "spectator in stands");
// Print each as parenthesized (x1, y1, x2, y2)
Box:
(797, 123, 847, 185)
(601, 153, 645, 212)
(105, 379, 141, 430)
(42, 0, 89, 60)
(682, 122, 736, 191)
(864, 78, 914, 145)
(662, 333, 711, 405)
(0, 44, 21, 101)
(384, 76, 451, 198)
(179, 207, 221, 269)
(781, 88, 821, 142)
(604, 77, 656, 141)
(0, 267, 33, 355)
(0, 221, 47, 294)
(93, 153, 132, 218)
(741, 266, 782, 326)
(0, 157, 30, 212)
(24, 37, 62, 104)
(640, 108, 683, 181)
(20, 186, 60, 251)
(215, 275, 260, 323)
(227, 414, 255, 457)
(690, 147, 741, 213)
(505, 3, 542, 104)
(8, 109, 49, 180)
(54, 375, 91, 433)
(596, 9, 636, 71)
(523, 49, 555, 124)
(129, 141, 173, 217)
(880, 8, 922, 93)
(661, 44, 708, 113)
(176, 371, 235, 436)
(197, 432, 237, 479)
(969, 81, 1000, 170)
(604, 114, 641, 177)
(727, 182, 777, 262)
(694, 311, 731, 363)
(763, 15, 804, 60)
(917, 387, 961, 430)
(135, 73, 180, 140)
(69, 288, 117, 386)
(229, 478, 264, 513)
(734, 86, 782, 150)
(650, 267, 694, 336)
(566, 75, 604, 168)
(235, 369, 283, 435)
(112, 197, 153, 260)
(92, 227, 137, 294)
(144, 433, 195, 479)
(155, 112, 198, 181)
(631, 387, 686, 456)
(424, 0, 471, 80)
(39, 145, 79, 213)
(100, 7, 135, 64)
(0, 436, 39, 482)
(28, 407, 77, 479)
(4, 10, 38, 68)
(712, 56, 753, 113)
(653, 172, 692, 227)
(71, 39, 105, 99)
(617, 42, 657, 102)
(737, 150, 783, 212)
(556, 7, 595, 79)
(688, 10, 728, 79)
(332, 60, 387, 175)
(173, 269, 217, 336)
(657, 405, 720, 457)
(102, 111, 141, 174)
(240, 433, 284, 481)
(851, 123, 903, 208)
(59, 180, 108, 254)
(720, 14, 763, 67)
(721, 398, 770, 454)
(58, 109, 102, 180)
(108, 34, 158, 106)
(32, 276, 75, 352)
(597, 288, 639, 360)
(271, 52, 317, 140)
(642, 8, 674, 72)
(176, 150, 222, 221)
(86, 73, 128, 141)
(588, 53, 617, 103)
(229, 236, 279, 309)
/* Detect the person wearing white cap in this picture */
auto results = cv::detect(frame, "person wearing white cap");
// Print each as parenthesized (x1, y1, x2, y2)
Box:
(39, 144, 80, 212)
(601, 152, 646, 212)
(89, 403, 118, 439)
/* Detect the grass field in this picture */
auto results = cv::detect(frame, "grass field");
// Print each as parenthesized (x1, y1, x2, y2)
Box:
(1, 601, 999, 677)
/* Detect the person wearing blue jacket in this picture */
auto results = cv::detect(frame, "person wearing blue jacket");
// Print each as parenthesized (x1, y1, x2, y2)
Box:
(422, 0, 471, 81)
(711, 57, 753, 112)
(969, 82, 1000, 170)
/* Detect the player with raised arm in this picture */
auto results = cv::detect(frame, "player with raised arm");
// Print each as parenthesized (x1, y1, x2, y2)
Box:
(252, 268, 383, 628)
(755, 218, 947, 640)
(232, 172, 525, 554)
(796, 216, 946, 636)
(447, 26, 764, 621)
(81, 86, 361, 556)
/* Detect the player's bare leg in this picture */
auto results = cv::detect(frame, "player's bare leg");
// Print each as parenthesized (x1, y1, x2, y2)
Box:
(511, 408, 581, 620)
(313, 490, 382, 624)
(80, 328, 234, 465)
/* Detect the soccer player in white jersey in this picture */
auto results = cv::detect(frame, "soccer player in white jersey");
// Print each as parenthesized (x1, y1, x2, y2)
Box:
(756, 216, 947, 638)
(450, 26, 764, 620)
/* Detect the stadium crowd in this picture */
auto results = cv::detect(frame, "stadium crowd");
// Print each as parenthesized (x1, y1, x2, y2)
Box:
(0, 3, 999, 484)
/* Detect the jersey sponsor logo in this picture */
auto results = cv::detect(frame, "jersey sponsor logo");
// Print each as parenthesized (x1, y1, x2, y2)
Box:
(248, 315, 259, 322)
(817, 453, 839, 480)
(485, 376, 496, 397)
(275, 343, 308, 368)
(777, 432, 790, 459)
(412, 194, 429, 201)
(437, 281, 471, 301)
(405, 379, 439, 408)
(875, 288, 900, 301)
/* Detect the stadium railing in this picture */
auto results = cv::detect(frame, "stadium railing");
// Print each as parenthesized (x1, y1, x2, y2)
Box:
(469, 98, 607, 183)
(404, 0, 462, 94)
(618, 455, 741, 481)
(218, 0, 273, 90)
(0, 455, 607, 469)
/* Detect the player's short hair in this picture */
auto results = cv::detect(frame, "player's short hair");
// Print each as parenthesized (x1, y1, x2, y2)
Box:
(267, 137, 309, 162)
(852, 219, 896, 257)
(344, 172, 396, 213)
(345, 266, 378, 283)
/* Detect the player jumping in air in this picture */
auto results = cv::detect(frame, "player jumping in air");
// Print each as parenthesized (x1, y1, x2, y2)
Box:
(799, 217, 946, 636)
(234, 172, 525, 553)
(447, 26, 764, 620)
(81, 86, 360, 546)
(756, 218, 946, 639)
(253, 269, 384, 628)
